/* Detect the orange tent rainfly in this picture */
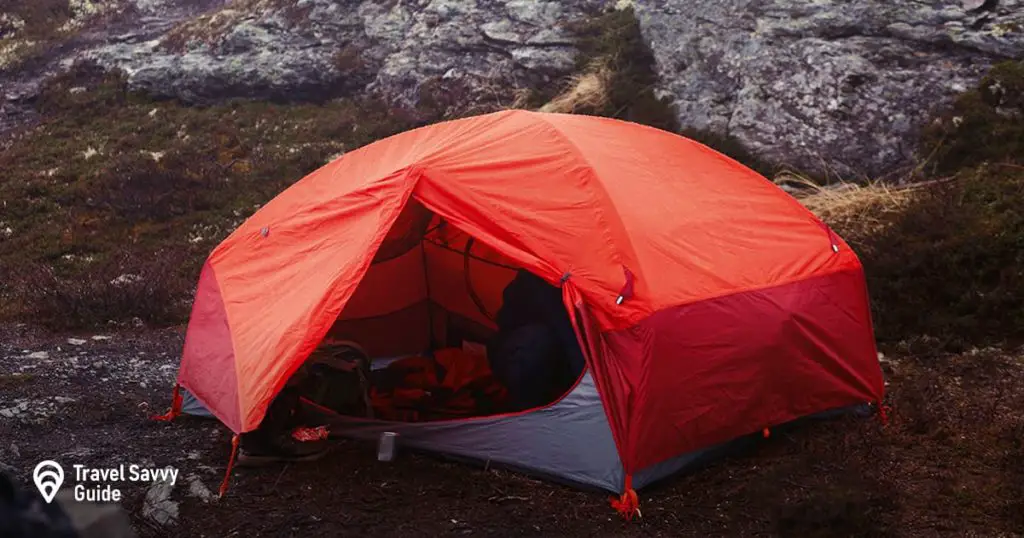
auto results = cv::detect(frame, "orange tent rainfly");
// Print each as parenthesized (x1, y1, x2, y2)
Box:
(163, 110, 885, 518)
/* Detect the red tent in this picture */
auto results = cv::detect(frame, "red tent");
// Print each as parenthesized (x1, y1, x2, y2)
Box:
(168, 110, 884, 515)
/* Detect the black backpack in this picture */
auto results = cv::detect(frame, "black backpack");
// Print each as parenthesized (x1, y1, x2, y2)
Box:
(301, 341, 375, 418)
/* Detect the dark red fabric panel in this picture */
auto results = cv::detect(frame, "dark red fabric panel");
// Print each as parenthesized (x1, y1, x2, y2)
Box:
(328, 300, 432, 357)
(604, 268, 884, 473)
(178, 262, 242, 431)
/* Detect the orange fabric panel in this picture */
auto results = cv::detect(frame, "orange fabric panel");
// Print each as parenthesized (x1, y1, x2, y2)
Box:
(423, 241, 515, 329)
(434, 347, 491, 390)
(339, 246, 427, 319)
(409, 114, 648, 331)
(536, 113, 861, 317)
(205, 165, 419, 432)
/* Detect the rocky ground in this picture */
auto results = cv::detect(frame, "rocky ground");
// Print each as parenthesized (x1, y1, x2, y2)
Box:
(2, 322, 1024, 537)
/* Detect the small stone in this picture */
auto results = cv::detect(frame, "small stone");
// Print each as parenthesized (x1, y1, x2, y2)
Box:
(187, 475, 213, 502)
(27, 351, 49, 359)
(54, 397, 75, 404)
(92, 361, 105, 369)
(67, 338, 87, 346)
(10, 443, 20, 458)
(0, 409, 14, 418)
(92, 335, 111, 341)
(143, 479, 180, 526)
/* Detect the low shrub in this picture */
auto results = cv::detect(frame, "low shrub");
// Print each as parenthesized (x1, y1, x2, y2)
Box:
(0, 60, 425, 327)
(800, 60, 1024, 353)
(855, 165, 1024, 351)
(7, 248, 196, 330)
(920, 60, 1024, 176)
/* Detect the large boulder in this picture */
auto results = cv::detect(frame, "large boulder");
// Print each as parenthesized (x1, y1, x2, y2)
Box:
(82, 0, 606, 108)
(633, 0, 1024, 177)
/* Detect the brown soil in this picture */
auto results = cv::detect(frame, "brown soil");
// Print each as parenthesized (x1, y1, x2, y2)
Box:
(2, 323, 1023, 537)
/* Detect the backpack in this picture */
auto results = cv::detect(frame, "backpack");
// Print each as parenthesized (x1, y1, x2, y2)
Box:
(301, 341, 375, 418)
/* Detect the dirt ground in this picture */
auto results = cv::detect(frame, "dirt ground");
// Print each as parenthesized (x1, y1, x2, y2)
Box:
(2, 323, 1023, 537)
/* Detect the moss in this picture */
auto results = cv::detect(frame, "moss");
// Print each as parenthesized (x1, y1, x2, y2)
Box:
(0, 373, 36, 389)
(920, 60, 1024, 175)
(0, 0, 72, 72)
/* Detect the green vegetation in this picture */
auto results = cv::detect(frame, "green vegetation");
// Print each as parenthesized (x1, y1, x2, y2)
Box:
(849, 166, 1024, 352)
(1, 0, 72, 40)
(0, 373, 36, 389)
(813, 60, 1024, 353)
(565, 7, 680, 132)
(0, 61, 424, 327)
(919, 61, 1024, 176)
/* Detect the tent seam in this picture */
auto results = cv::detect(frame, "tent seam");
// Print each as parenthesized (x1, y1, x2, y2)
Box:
(530, 112, 648, 304)
(609, 264, 866, 335)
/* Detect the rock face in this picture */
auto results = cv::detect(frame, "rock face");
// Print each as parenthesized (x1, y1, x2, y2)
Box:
(83, 0, 604, 107)
(1, 0, 221, 143)
(634, 0, 1024, 177)
(4, 0, 1023, 175)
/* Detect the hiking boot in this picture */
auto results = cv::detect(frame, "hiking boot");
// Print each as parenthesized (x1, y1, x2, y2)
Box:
(237, 435, 331, 467)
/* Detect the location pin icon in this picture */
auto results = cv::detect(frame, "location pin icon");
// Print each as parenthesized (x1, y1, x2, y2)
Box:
(33, 460, 64, 504)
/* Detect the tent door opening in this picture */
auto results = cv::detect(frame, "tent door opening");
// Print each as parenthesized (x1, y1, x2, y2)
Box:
(300, 200, 587, 424)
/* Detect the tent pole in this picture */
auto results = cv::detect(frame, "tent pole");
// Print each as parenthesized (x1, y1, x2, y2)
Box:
(421, 239, 436, 353)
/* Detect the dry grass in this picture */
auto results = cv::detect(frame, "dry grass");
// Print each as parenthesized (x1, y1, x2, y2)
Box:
(780, 173, 920, 236)
(538, 60, 613, 114)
